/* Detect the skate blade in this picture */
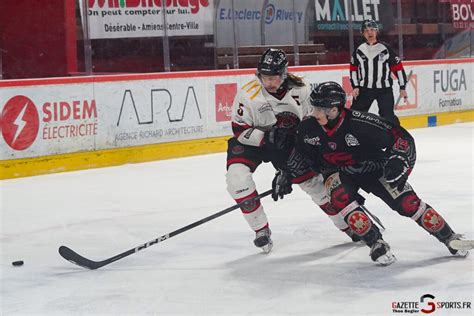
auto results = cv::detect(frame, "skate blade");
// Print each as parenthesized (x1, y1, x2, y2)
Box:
(452, 250, 470, 258)
(376, 253, 397, 266)
(261, 240, 273, 254)
(449, 239, 474, 251)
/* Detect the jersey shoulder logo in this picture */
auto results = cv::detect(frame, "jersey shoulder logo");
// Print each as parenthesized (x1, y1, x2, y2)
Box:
(303, 135, 320, 146)
(394, 137, 409, 153)
(345, 134, 360, 146)
(242, 79, 262, 101)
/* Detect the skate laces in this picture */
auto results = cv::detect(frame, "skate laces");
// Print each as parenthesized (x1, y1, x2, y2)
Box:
(445, 233, 468, 256)
(256, 227, 271, 238)
(369, 239, 390, 257)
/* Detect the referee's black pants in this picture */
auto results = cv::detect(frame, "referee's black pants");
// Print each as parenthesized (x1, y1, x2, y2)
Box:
(351, 87, 400, 125)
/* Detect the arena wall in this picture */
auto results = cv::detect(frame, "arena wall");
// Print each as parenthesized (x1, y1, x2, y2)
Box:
(1, 59, 473, 179)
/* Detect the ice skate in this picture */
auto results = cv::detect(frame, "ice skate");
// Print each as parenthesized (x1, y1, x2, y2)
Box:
(445, 234, 471, 257)
(254, 227, 273, 253)
(369, 239, 396, 266)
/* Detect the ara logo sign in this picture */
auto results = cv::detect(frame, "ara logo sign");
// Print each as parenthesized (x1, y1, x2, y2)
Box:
(116, 87, 202, 126)
(114, 86, 204, 143)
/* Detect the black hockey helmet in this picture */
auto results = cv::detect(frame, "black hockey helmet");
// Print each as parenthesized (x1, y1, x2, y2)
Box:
(309, 81, 346, 111)
(360, 19, 379, 33)
(257, 48, 288, 77)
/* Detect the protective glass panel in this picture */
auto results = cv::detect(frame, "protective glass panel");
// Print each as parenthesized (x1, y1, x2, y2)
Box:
(80, 0, 166, 74)
(400, 0, 473, 60)
(313, 0, 397, 65)
(1, 0, 472, 79)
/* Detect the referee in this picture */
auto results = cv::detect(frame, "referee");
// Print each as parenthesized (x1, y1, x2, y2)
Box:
(350, 19, 408, 124)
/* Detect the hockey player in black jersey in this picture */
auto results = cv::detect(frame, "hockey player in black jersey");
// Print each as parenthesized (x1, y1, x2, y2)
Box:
(350, 19, 408, 124)
(274, 81, 470, 265)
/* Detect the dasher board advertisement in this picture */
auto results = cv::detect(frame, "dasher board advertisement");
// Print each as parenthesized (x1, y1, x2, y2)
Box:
(1, 59, 472, 160)
(80, 0, 214, 39)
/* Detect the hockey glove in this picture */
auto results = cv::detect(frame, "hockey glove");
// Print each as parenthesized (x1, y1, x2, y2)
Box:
(272, 169, 293, 201)
(264, 127, 294, 151)
(383, 155, 410, 191)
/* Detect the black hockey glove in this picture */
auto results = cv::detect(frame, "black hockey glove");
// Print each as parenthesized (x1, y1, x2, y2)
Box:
(383, 155, 410, 191)
(271, 169, 293, 201)
(264, 127, 293, 151)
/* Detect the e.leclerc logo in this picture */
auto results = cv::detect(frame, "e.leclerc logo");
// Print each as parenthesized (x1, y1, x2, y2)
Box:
(264, 4, 275, 24)
(2, 95, 39, 150)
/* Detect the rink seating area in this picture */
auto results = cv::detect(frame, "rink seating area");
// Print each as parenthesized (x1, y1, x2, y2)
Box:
(216, 44, 327, 69)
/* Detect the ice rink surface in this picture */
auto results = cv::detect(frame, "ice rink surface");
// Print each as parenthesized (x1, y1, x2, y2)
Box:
(1, 122, 473, 315)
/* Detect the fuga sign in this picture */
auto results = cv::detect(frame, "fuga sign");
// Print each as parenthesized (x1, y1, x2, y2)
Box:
(433, 69, 467, 93)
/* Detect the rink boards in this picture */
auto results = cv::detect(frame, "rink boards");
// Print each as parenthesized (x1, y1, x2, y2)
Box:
(1, 58, 473, 179)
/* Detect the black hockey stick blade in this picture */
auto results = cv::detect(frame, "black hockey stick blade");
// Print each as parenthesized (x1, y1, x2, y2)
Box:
(59, 189, 272, 270)
(59, 245, 105, 270)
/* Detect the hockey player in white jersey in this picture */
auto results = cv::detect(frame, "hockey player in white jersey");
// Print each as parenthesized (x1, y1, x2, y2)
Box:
(225, 48, 356, 253)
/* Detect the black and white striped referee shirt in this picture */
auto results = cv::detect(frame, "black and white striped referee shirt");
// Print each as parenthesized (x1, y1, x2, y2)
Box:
(350, 41, 407, 90)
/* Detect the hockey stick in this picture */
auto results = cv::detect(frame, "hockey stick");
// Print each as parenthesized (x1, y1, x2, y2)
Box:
(360, 205, 386, 232)
(395, 69, 413, 109)
(59, 189, 273, 270)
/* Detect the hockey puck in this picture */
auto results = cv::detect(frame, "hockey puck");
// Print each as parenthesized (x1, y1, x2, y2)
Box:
(12, 260, 24, 266)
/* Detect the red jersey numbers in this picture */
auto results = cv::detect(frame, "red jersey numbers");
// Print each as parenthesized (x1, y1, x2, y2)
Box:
(394, 137, 410, 153)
